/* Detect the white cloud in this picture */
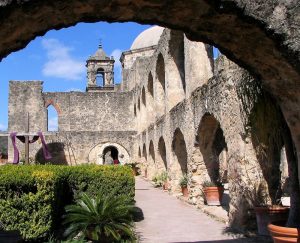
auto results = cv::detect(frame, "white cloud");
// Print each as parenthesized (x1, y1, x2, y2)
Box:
(48, 117, 58, 131)
(0, 123, 7, 131)
(65, 88, 83, 92)
(42, 39, 85, 81)
(110, 49, 122, 83)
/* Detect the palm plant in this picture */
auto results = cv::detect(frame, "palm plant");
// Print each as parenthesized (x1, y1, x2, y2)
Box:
(63, 192, 135, 242)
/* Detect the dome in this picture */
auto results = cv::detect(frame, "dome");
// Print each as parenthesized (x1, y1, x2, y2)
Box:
(130, 26, 164, 50)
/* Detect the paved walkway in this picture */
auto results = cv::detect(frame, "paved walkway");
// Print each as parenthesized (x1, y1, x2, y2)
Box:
(134, 177, 269, 243)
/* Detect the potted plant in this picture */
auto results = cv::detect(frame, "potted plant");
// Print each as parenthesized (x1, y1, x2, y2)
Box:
(126, 161, 139, 176)
(202, 180, 224, 206)
(268, 221, 299, 243)
(152, 174, 163, 188)
(246, 181, 290, 236)
(161, 171, 169, 190)
(179, 174, 189, 197)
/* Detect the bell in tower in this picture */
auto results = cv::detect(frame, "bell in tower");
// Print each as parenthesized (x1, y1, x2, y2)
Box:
(86, 42, 115, 92)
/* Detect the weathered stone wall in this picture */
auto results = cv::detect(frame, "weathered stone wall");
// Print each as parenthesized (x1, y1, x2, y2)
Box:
(8, 83, 137, 164)
(133, 49, 290, 231)
(43, 91, 135, 132)
(7, 23, 298, 231)
(0, 135, 7, 156)
(8, 81, 47, 132)
(7, 131, 136, 165)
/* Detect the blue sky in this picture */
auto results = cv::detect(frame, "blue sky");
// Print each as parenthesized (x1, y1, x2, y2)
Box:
(0, 22, 219, 131)
(0, 22, 153, 131)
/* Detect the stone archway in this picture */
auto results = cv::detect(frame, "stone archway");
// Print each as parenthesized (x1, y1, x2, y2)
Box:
(155, 53, 166, 116)
(172, 128, 188, 175)
(102, 146, 118, 165)
(158, 136, 167, 170)
(1, 1, 300, 184)
(88, 142, 130, 165)
(197, 113, 227, 184)
(166, 30, 185, 109)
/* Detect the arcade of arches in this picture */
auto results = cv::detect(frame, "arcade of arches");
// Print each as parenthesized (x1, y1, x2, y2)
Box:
(2, 0, 300, 232)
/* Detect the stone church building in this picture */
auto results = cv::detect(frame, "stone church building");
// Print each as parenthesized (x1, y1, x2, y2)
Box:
(8, 26, 291, 230)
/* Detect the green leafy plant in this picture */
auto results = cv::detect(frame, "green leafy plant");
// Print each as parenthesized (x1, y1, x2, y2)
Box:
(152, 172, 169, 188)
(179, 174, 188, 188)
(63, 192, 135, 242)
(202, 180, 223, 188)
(160, 171, 168, 182)
(0, 164, 134, 241)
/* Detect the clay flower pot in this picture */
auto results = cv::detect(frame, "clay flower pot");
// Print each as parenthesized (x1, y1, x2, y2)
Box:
(132, 167, 138, 176)
(255, 206, 289, 236)
(163, 181, 169, 190)
(268, 221, 300, 243)
(181, 186, 189, 197)
(203, 186, 224, 206)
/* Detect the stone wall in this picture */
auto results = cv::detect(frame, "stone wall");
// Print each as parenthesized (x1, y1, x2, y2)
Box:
(8, 82, 137, 164)
(133, 48, 291, 231)
(7, 25, 297, 231)
(43, 91, 135, 132)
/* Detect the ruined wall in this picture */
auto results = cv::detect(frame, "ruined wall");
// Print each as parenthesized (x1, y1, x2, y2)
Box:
(43, 91, 135, 132)
(8, 82, 137, 164)
(8, 81, 47, 132)
(133, 50, 290, 231)
(131, 29, 213, 134)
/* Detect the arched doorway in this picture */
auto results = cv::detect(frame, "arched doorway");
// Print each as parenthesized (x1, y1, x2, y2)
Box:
(88, 142, 130, 165)
(102, 146, 119, 165)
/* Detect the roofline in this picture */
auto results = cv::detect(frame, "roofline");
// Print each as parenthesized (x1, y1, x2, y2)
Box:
(120, 45, 157, 63)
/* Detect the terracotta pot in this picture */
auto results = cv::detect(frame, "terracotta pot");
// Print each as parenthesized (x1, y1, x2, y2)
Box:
(255, 206, 289, 236)
(181, 186, 189, 197)
(268, 221, 300, 243)
(163, 181, 169, 190)
(132, 167, 138, 176)
(203, 186, 224, 206)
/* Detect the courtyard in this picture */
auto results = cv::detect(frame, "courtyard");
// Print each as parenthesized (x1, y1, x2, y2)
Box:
(0, 0, 299, 242)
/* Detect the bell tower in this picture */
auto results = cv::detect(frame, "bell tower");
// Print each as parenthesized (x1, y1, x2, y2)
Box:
(86, 42, 115, 92)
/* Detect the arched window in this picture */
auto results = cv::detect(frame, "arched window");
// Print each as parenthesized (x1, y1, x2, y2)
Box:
(134, 104, 137, 116)
(96, 68, 105, 86)
(47, 105, 58, 131)
(138, 97, 141, 110)
(142, 144, 147, 161)
(148, 72, 154, 97)
(167, 31, 185, 109)
(155, 53, 166, 116)
(156, 53, 165, 92)
(142, 86, 146, 106)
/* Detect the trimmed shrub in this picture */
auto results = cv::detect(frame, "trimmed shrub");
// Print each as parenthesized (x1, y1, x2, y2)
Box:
(0, 165, 134, 241)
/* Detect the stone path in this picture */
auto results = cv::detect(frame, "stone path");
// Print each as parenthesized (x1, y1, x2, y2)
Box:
(134, 177, 270, 243)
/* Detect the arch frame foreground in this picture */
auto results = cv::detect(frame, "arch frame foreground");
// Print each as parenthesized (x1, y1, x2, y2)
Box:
(1, 0, 300, 183)
(1, 1, 299, 154)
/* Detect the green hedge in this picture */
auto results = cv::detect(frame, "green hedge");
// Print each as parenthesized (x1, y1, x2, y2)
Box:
(0, 165, 135, 241)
